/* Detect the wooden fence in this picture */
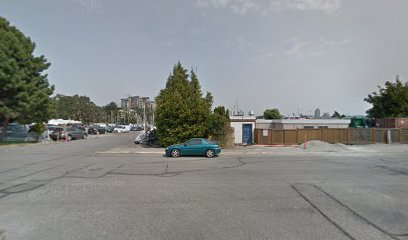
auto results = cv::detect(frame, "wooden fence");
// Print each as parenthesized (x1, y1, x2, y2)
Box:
(255, 128, 408, 145)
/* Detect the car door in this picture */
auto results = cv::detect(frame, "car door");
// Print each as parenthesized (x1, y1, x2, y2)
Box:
(72, 128, 81, 139)
(182, 139, 203, 156)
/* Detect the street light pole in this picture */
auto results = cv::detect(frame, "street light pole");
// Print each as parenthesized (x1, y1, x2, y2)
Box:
(143, 98, 146, 131)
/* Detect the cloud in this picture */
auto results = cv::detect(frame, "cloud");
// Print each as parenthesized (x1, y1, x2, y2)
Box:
(285, 0, 341, 14)
(284, 37, 352, 58)
(197, 0, 259, 14)
(285, 40, 310, 57)
(197, 0, 341, 15)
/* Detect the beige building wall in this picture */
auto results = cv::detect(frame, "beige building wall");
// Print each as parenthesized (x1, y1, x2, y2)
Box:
(230, 116, 256, 144)
(256, 119, 351, 130)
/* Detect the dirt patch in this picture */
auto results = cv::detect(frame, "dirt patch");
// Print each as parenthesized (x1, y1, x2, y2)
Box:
(299, 140, 352, 152)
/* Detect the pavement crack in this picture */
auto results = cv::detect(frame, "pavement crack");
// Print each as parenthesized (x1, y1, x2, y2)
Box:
(313, 184, 407, 238)
(291, 184, 357, 240)
(5, 164, 64, 182)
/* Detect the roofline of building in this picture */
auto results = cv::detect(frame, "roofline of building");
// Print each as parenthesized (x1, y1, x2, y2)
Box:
(255, 119, 351, 124)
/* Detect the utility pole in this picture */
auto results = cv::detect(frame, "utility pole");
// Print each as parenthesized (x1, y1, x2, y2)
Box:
(143, 98, 146, 131)
(152, 105, 154, 127)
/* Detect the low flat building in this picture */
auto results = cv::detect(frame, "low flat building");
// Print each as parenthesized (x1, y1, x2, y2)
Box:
(256, 119, 351, 130)
(230, 116, 256, 144)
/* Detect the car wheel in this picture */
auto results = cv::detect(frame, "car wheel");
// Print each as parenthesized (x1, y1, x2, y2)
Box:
(67, 135, 72, 141)
(205, 149, 215, 158)
(171, 149, 180, 158)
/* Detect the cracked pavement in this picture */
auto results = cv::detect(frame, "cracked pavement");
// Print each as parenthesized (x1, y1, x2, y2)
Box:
(0, 133, 408, 240)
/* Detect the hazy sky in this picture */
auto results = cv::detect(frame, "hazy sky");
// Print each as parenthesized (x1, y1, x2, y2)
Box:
(1, 0, 407, 116)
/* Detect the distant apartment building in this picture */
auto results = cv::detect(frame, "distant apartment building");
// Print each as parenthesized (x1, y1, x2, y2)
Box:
(118, 96, 156, 125)
(120, 96, 155, 110)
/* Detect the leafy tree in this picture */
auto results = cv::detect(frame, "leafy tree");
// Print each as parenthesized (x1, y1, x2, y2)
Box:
(205, 91, 213, 106)
(332, 111, 341, 118)
(54, 94, 104, 124)
(155, 62, 211, 146)
(214, 106, 229, 117)
(332, 111, 346, 119)
(365, 79, 408, 118)
(0, 17, 54, 139)
(207, 106, 231, 147)
(103, 101, 119, 123)
(263, 108, 282, 119)
(29, 123, 46, 141)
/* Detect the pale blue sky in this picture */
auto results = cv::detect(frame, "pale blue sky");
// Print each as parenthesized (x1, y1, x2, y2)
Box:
(1, 0, 407, 116)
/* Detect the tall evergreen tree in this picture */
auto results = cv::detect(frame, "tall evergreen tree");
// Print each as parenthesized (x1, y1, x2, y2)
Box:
(0, 16, 54, 140)
(156, 62, 211, 146)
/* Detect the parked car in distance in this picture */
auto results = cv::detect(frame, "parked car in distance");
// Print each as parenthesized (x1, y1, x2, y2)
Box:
(96, 126, 106, 134)
(88, 126, 99, 135)
(88, 126, 106, 134)
(113, 125, 131, 133)
(46, 125, 60, 140)
(130, 125, 144, 131)
(165, 138, 221, 158)
(4, 123, 37, 142)
(50, 127, 88, 141)
(106, 126, 115, 133)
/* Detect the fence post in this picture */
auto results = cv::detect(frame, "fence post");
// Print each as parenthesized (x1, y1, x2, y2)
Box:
(372, 128, 376, 144)
(296, 129, 299, 144)
(400, 129, 403, 143)
(387, 130, 392, 144)
(304, 133, 307, 149)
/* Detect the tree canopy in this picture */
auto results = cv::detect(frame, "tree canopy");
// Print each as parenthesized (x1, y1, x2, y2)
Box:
(155, 62, 211, 146)
(364, 79, 408, 118)
(263, 108, 282, 119)
(103, 101, 119, 123)
(332, 111, 346, 119)
(207, 106, 231, 147)
(0, 16, 54, 137)
(54, 94, 104, 124)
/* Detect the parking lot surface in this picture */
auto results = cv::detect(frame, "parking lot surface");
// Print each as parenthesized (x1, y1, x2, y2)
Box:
(0, 133, 407, 240)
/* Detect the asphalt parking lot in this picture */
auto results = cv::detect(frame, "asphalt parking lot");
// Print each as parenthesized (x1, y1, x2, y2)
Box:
(0, 133, 407, 240)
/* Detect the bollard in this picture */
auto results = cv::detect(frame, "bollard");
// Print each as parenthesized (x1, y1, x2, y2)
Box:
(65, 131, 68, 142)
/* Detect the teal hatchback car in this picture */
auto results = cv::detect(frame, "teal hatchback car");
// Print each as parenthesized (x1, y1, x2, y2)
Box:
(165, 138, 221, 158)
